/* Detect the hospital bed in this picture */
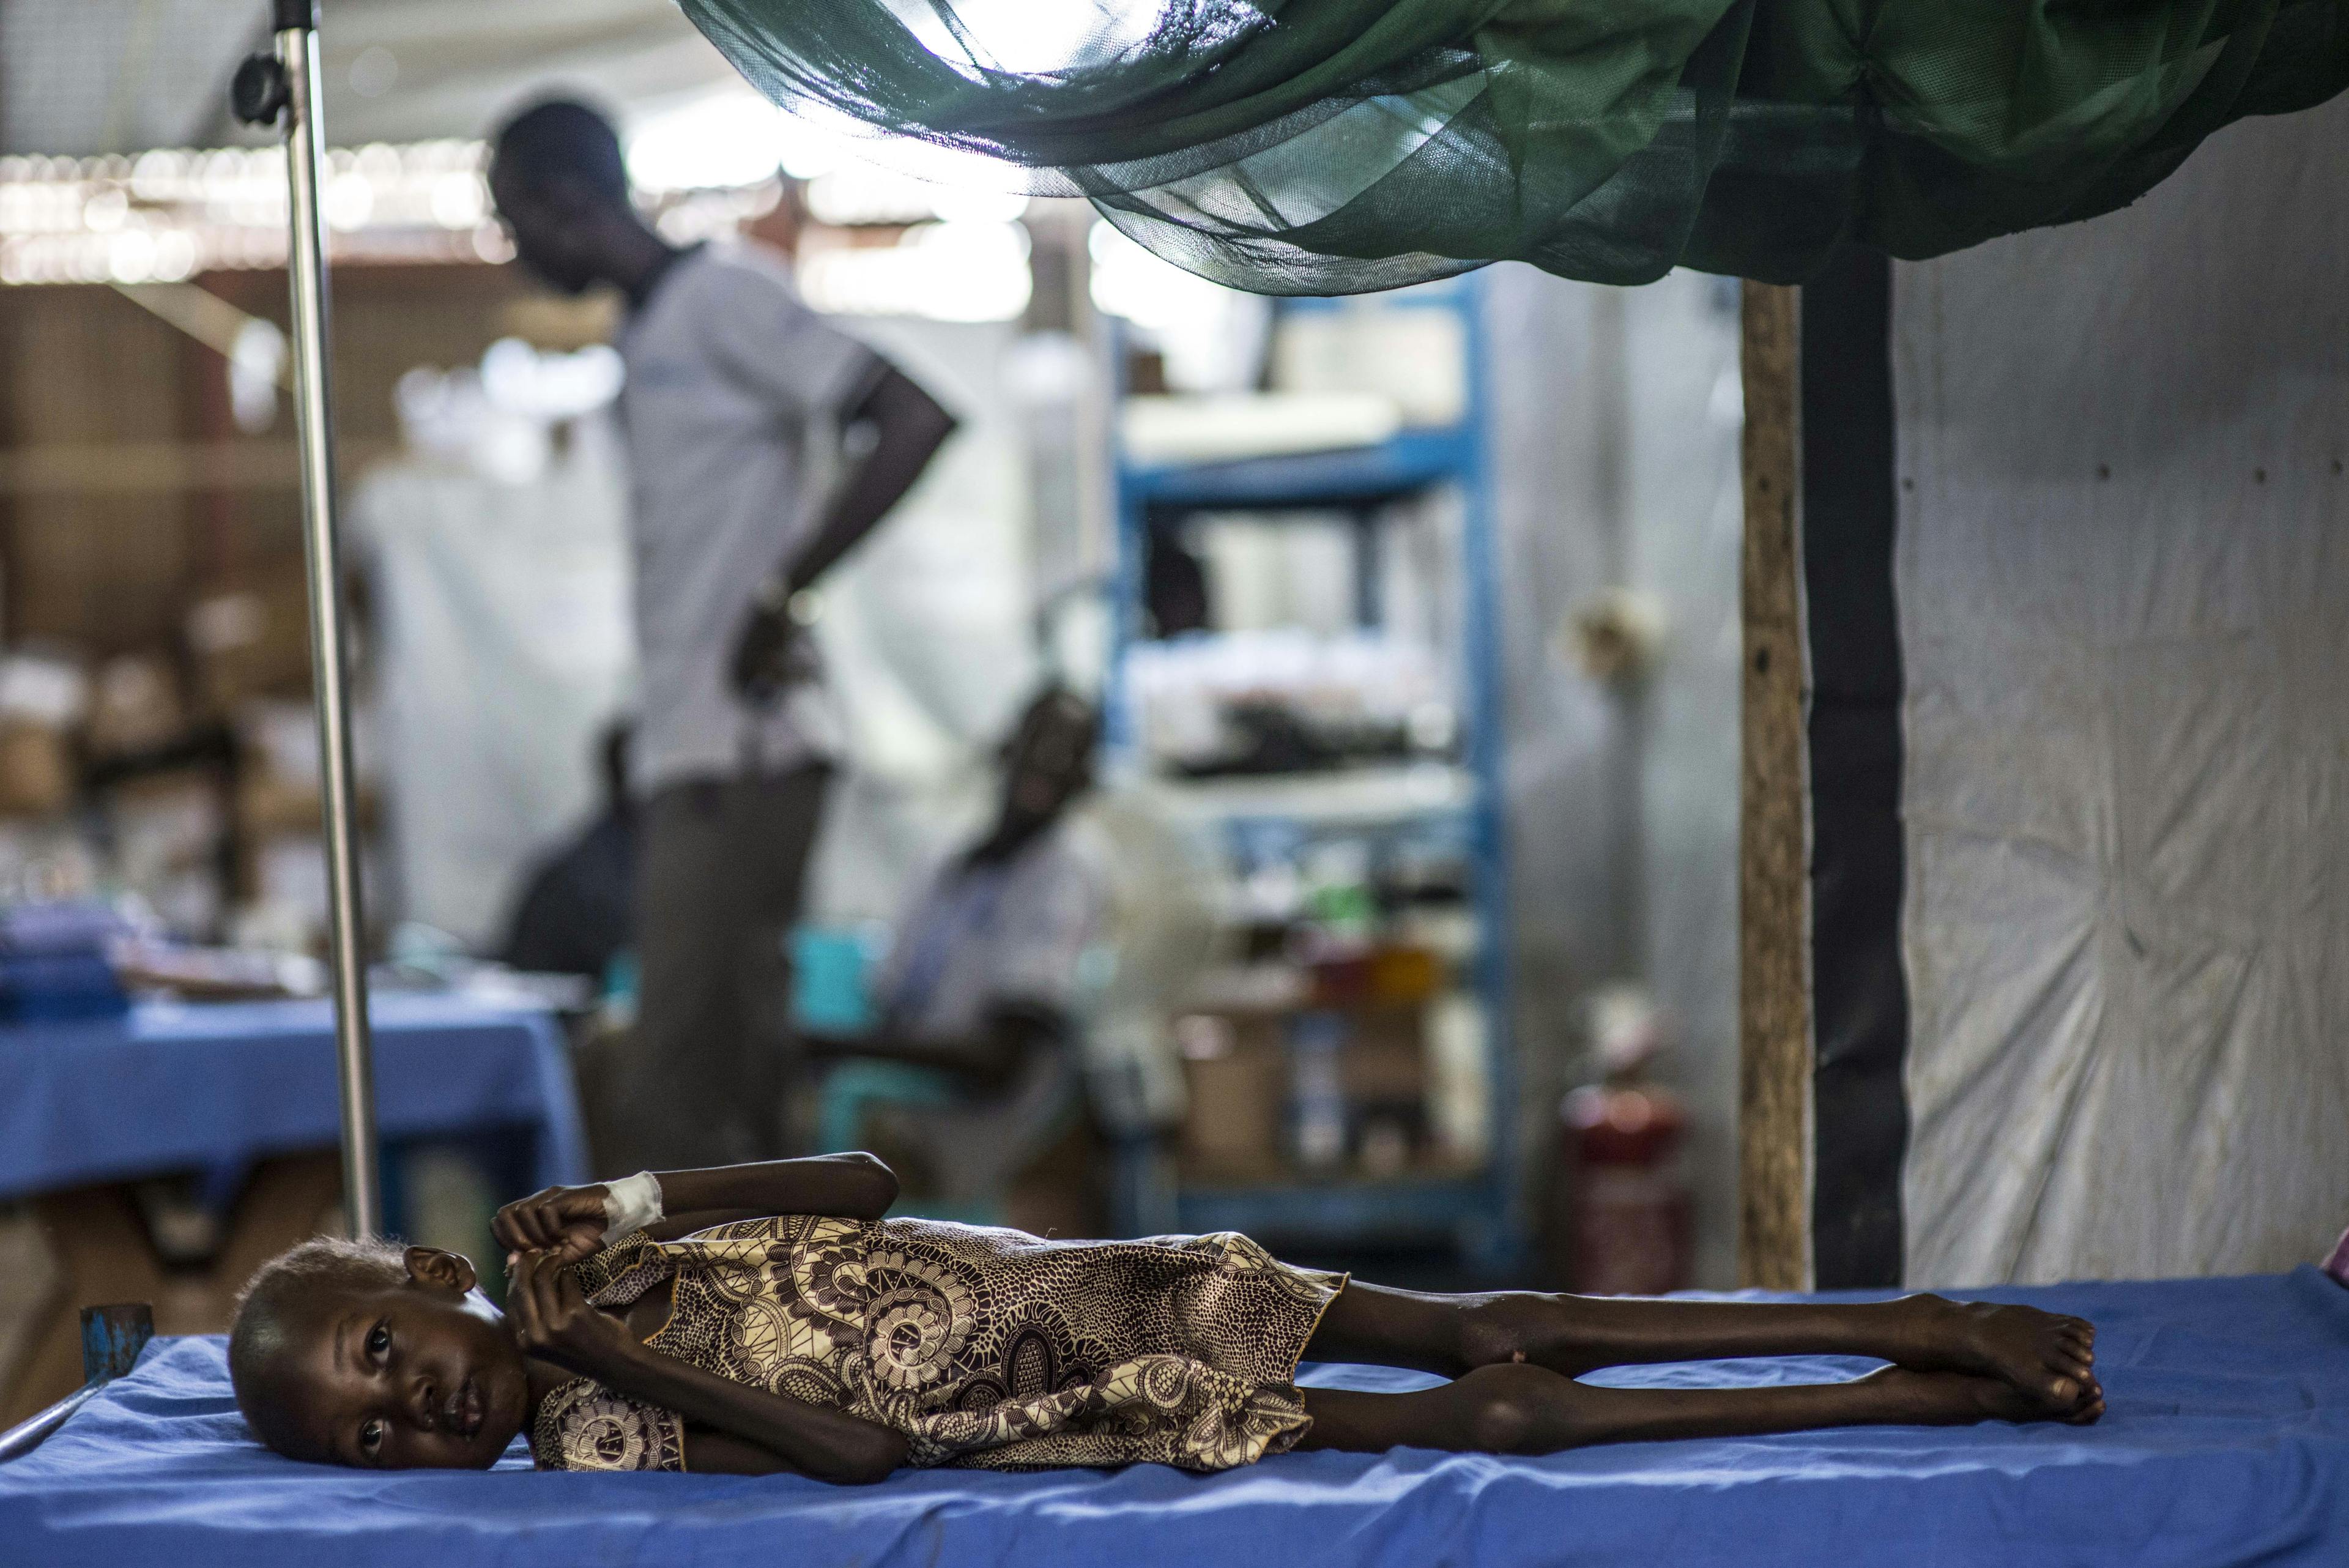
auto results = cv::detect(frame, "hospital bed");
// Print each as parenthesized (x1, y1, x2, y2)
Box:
(4, 1266, 2345, 1566)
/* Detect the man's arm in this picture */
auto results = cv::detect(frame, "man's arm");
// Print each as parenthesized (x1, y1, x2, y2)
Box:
(786, 364, 956, 595)
(732, 364, 956, 699)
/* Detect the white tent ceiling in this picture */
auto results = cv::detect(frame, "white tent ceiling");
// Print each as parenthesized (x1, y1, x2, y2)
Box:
(1, 0, 744, 156)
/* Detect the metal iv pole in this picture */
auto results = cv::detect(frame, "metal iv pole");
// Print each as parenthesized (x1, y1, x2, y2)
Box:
(231, 0, 382, 1239)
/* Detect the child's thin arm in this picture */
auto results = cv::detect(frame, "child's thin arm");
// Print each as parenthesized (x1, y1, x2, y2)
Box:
(681, 1429, 815, 1476)
(495, 1154, 899, 1260)
(510, 1250, 908, 1484)
(649, 1153, 900, 1233)
(598, 1340, 907, 1482)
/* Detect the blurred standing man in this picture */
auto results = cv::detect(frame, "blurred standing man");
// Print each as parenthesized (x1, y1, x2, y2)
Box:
(488, 100, 955, 1168)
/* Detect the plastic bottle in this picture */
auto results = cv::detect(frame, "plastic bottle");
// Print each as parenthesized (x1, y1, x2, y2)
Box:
(1286, 1011, 1348, 1172)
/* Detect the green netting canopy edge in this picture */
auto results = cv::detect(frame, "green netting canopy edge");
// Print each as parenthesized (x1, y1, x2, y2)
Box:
(679, 0, 2349, 293)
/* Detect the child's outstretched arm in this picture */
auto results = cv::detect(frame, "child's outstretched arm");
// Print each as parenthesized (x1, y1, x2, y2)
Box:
(494, 1154, 900, 1260)
(648, 1154, 900, 1234)
(508, 1249, 908, 1482)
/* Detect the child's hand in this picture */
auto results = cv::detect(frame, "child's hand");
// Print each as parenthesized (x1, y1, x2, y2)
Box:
(506, 1249, 639, 1378)
(492, 1184, 611, 1263)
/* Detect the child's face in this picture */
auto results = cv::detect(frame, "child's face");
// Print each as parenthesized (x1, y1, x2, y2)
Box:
(265, 1247, 532, 1470)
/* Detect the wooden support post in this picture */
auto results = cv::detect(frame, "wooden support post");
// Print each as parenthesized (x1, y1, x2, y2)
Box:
(1738, 282, 1813, 1291)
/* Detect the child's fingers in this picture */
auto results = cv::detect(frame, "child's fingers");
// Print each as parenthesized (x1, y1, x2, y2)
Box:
(495, 1190, 570, 1252)
(527, 1197, 582, 1250)
(518, 1251, 566, 1340)
(503, 1254, 542, 1335)
(523, 1201, 563, 1250)
(551, 1262, 588, 1312)
(529, 1247, 571, 1323)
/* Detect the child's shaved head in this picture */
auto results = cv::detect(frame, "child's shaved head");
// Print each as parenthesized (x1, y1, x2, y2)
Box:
(229, 1238, 407, 1452)
(229, 1237, 532, 1469)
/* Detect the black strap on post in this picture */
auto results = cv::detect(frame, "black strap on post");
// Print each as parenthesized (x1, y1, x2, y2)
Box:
(1801, 243, 1911, 1291)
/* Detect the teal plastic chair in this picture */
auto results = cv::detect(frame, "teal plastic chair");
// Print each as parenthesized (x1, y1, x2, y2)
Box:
(796, 924, 1019, 1227)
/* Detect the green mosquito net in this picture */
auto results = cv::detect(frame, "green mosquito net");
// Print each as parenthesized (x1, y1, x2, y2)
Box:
(679, 0, 2347, 294)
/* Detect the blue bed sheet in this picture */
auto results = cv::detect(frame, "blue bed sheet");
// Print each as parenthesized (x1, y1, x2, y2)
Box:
(5, 1269, 2347, 1567)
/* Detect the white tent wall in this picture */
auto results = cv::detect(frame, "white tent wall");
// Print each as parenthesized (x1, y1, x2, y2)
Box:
(799, 315, 1041, 933)
(1, 0, 734, 155)
(352, 414, 636, 951)
(1894, 97, 2349, 1286)
(1620, 275, 1743, 1289)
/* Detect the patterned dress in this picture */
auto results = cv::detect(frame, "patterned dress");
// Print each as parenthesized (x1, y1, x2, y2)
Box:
(529, 1216, 1347, 1474)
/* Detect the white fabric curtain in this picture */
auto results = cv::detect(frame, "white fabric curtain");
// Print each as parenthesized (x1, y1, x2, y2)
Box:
(352, 412, 636, 951)
(1894, 97, 2349, 1286)
(2, 0, 733, 155)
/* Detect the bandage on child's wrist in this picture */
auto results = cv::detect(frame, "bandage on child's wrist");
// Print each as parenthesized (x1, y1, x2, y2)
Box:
(601, 1171, 664, 1243)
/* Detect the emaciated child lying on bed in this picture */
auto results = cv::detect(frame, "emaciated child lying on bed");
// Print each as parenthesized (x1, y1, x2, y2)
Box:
(226, 1154, 2101, 1477)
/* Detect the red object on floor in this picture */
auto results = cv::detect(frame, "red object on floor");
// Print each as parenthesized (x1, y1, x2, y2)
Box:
(1562, 1081, 1692, 1296)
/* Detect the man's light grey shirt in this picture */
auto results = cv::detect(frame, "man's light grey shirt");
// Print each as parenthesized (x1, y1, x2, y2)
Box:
(617, 243, 882, 795)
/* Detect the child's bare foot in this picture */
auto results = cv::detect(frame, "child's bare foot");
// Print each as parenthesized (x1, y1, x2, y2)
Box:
(1865, 1365, 2104, 1427)
(1891, 1296, 2098, 1414)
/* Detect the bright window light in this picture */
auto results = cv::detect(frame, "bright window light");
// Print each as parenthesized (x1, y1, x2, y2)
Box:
(805, 162, 1026, 227)
(800, 220, 1031, 322)
(1089, 219, 1234, 329)
(627, 89, 1028, 226)
(625, 95, 791, 193)
(0, 138, 492, 284)
(883, 0, 1170, 75)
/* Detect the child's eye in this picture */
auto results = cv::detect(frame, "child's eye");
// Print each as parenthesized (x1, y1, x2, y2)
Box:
(366, 1324, 390, 1361)
(359, 1418, 384, 1460)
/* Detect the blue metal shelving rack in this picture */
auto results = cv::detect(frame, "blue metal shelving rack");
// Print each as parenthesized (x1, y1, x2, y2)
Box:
(1105, 276, 1518, 1269)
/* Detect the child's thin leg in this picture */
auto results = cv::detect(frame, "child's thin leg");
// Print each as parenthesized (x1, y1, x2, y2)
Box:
(1294, 1361, 2102, 1457)
(1303, 1284, 2096, 1408)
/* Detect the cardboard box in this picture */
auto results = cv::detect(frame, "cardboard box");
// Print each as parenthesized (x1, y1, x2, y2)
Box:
(1340, 1003, 1428, 1102)
(1177, 1013, 1286, 1181)
(188, 565, 315, 714)
(0, 721, 72, 817)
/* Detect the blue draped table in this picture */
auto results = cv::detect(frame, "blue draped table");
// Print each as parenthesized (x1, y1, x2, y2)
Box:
(0, 992, 593, 1427)
(0, 993, 588, 1204)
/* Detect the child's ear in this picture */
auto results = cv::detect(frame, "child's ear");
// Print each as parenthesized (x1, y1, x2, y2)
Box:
(403, 1246, 479, 1296)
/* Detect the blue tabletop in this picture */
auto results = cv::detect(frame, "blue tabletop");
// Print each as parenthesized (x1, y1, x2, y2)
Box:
(0, 994, 588, 1203)
(5, 1269, 2348, 1567)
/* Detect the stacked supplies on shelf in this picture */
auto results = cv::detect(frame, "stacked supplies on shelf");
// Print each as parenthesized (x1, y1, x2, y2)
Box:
(0, 901, 130, 1022)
